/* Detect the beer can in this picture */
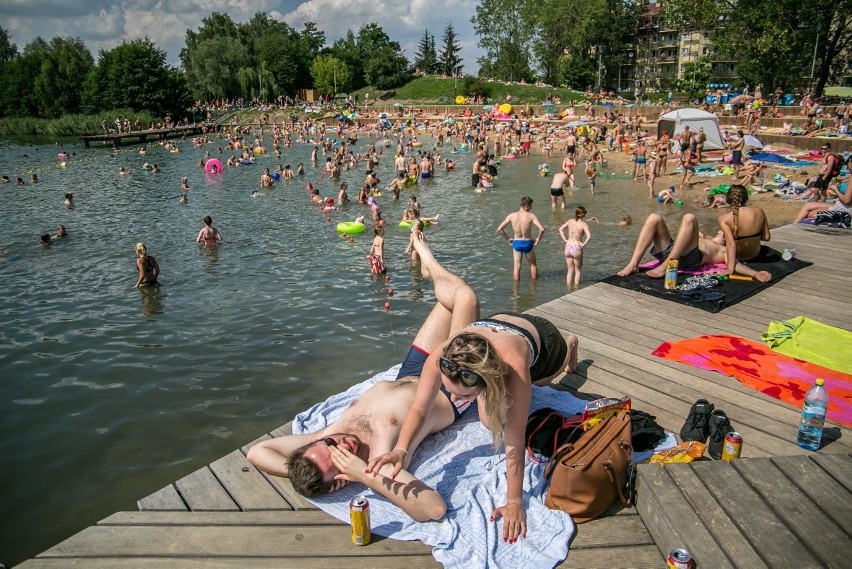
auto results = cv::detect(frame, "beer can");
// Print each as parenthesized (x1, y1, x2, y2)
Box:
(721, 432, 743, 462)
(666, 548, 693, 568)
(664, 259, 679, 290)
(349, 496, 371, 545)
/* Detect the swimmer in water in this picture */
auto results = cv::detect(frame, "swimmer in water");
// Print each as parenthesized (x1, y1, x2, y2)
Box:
(179, 194, 189, 204)
(54, 225, 68, 238)
(196, 215, 222, 245)
(618, 215, 632, 227)
(41, 233, 52, 246)
(64, 193, 74, 206)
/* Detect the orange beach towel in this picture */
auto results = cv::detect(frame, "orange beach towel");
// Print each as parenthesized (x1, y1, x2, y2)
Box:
(653, 335, 852, 427)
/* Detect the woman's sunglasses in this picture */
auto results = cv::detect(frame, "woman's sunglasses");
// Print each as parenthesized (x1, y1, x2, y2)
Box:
(438, 357, 484, 387)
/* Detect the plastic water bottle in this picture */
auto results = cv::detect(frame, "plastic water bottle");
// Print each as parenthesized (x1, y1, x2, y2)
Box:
(797, 378, 828, 451)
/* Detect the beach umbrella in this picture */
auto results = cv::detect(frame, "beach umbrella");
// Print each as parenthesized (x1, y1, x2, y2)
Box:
(544, 107, 558, 114)
(444, 117, 456, 124)
(743, 134, 763, 149)
(337, 115, 347, 121)
(566, 120, 587, 127)
(542, 101, 555, 107)
(603, 103, 615, 108)
(483, 105, 494, 111)
(393, 102, 404, 108)
(349, 113, 359, 119)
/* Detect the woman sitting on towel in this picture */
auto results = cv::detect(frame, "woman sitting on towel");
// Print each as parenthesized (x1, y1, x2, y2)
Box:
(717, 184, 770, 275)
(368, 232, 579, 544)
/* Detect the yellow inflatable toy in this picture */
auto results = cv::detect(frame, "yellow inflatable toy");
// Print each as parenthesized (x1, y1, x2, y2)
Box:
(455, 95, 466, 105)
(253, 147, 266, 154)
(499, 103, 512, 115)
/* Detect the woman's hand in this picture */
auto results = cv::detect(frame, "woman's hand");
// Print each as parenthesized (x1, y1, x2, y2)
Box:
(491, 502, 527, 543)
(366, 448, 407, 480)
(329, 444, 368, 483)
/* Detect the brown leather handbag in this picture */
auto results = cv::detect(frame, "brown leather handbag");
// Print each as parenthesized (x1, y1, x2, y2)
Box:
(543, 409, 634, 523)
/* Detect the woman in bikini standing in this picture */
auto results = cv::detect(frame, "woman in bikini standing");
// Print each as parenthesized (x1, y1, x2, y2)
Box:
(559, 206, 592, 288)
(717, 184, 771, 278)
(134, 242, 160, 288)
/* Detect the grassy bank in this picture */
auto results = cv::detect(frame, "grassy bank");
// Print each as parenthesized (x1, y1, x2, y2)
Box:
(351, 75, 586, 104)
(0, 110, 159, 137)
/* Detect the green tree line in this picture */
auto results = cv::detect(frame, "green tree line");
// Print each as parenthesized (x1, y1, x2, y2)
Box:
(0, 2, 847, 122)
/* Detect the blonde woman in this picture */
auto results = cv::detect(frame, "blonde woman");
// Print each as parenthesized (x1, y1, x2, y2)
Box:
(717, 184, 770, 277)
(368, 234, 578, 544)
(133, 242, 160, 288)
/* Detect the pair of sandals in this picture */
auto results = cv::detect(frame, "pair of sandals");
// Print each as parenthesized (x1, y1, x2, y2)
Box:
(681, 289, 725, 302)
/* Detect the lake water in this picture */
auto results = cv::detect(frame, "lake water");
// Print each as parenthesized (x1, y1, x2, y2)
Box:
(0, 131, 719, 564)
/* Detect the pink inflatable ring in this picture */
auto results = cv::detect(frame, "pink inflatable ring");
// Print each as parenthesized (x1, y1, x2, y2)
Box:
(205, 158, 223, 174)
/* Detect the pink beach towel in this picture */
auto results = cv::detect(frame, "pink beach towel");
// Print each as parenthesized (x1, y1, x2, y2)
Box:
(653, 335, 852, 427)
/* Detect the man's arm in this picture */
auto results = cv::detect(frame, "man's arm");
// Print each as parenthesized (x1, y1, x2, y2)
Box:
(246, 432, 321, 477)
(532, 215, 546, 245)
(496, 215, 514, 241)
(331, 446, 446, 522)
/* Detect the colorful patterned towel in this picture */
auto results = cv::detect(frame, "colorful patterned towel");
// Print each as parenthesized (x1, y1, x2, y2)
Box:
(762, 316, 852, 374)
(653, 335, 852, 427)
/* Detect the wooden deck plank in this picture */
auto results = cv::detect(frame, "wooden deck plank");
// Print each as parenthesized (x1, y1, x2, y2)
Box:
(100, 510, 342, 526)
(558, 545, 664, 568)
(690, 460, 821, 567)
(136, 484, 187, 511)
(770, 455, 852, 532)
(21, 558, 438, 568)
(208, 450, 293, 511)
(569, 515, 654, 548)
(732, 457, 851, 567)
(810, 453, 852, 494)
(36, 526, 433, 558)
(174, 467, 239, 511)
(635, 464, 742, 569)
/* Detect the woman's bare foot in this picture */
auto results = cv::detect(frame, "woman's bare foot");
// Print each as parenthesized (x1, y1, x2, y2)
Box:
(564, 335, 579, 373)
(616, 264, 638, 277)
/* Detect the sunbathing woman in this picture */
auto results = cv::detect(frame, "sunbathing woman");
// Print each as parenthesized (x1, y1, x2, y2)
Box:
(369, 233, 579, 544)
(794, 180, 851, 224)
(717, 184, 770, 276)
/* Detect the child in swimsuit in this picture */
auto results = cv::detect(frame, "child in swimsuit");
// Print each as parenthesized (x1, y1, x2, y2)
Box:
(558, 206, 592, 288)
(368, 225, 386, 274)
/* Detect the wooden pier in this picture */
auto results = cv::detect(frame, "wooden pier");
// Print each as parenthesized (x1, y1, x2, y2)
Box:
(20, 223, 852, 567)
(79, 124, 213, 148)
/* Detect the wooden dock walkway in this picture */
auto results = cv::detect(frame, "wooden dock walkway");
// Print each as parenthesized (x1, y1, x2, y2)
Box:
(79, 124, 212, 148)
(20, 223, 851, 567)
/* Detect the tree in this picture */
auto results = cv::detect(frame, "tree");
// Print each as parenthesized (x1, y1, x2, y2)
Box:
(471, 0, 534, 81)
(414, 30, 437, 74)
(0, 26, 17, 67)
(662, 0, 852, 96)
(355, 23, 410, 89)
(311, 55, 350, 95)
(0, 38, 48, 117)
(299, 22, 326, 60)
(184, 35, 248, 100)
(329, 31, 364, 91)
(33, 37, 94, 118)
(677, 57, 712, 100)
(438, 23, 463, 76)
(83, 38, 190, 116)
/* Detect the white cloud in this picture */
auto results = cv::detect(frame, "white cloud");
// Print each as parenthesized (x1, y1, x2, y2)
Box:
(2, 0, 483, 71)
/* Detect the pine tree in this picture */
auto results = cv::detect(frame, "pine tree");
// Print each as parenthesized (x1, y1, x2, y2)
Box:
(414, 29, 436, 74)
(438, 23, 463, 77)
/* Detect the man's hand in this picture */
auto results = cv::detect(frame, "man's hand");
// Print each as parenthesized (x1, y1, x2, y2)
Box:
(329, 445, 367, 484)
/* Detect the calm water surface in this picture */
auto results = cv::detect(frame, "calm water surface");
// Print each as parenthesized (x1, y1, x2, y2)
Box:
(0, 132, 723, 564)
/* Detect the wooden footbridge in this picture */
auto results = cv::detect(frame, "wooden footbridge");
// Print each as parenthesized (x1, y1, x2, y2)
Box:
(19, 224, 852, 567)
(79, 124, 215, 148)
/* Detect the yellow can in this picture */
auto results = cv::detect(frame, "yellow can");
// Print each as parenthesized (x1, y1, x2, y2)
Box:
(349, 496, 371, 545)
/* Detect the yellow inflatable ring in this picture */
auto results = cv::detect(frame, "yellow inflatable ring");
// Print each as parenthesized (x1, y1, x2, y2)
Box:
(499, 103, 512, 115)
(399, 220, 430, 229)
(455, 95, 466, 105)
(252, 147, 266, 154)
(336, 221, 365, 234)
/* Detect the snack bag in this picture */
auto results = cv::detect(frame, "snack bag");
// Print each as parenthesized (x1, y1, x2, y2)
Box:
(581, 396, 631, 431)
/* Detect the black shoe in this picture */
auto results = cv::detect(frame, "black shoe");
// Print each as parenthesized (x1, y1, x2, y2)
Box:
(680, 399, 715, 443)
(707, 410, 733, 460)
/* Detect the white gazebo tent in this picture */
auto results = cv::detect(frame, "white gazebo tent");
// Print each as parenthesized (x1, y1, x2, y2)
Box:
(657, 108, 725, 150)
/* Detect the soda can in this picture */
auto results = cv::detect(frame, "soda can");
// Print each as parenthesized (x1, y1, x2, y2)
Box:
(664, 259, 679, 290)
(666, 548, 693, 568)
(721, 432, 743, 462)
(349, 496, 371, 545)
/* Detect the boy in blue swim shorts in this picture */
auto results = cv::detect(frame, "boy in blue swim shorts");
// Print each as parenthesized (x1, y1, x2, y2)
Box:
(497, 196, 546, 280)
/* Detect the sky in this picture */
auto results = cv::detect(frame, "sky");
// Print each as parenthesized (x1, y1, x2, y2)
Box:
(0, 0, 483, 72)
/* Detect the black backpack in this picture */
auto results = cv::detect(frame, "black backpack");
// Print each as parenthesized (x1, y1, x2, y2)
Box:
(525, 408, 584, 463)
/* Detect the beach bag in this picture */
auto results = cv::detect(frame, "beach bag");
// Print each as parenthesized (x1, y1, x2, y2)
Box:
(814, 210, 851, 229)
(525, 408, 584, 463)
(544, 409, 634, 523)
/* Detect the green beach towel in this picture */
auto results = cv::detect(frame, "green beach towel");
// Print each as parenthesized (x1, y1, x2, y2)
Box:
(762, 316, 852, 374)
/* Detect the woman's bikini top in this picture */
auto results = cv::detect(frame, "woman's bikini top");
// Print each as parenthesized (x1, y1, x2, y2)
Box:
(734, 230, 763, 241)
(468, 316, 538, 367)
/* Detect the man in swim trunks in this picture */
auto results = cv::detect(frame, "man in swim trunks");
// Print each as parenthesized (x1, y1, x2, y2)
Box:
(549, 171, 569, 210)
(729, 130, 745, 176)
(616, 213, 770, 280)
(496, 196, 546, 281)
(247, 237, 481, 522)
